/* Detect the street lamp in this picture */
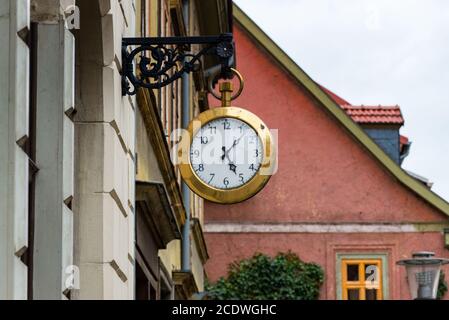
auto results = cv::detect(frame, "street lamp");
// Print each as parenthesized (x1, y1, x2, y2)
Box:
(397, 251, 449, 300)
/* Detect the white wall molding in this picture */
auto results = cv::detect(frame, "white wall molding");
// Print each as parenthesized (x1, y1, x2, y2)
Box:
(205, 222, 448, 234)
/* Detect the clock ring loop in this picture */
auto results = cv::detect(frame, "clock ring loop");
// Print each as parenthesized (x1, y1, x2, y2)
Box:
(208, 68, 244, 101)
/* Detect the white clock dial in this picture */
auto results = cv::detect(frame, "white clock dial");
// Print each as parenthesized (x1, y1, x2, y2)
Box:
(190, 117, 263, 190)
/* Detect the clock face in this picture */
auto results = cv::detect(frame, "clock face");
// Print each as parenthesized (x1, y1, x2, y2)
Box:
(190, 117, 263, 190)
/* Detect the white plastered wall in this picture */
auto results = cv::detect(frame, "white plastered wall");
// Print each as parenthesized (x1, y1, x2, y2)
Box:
(0, 0, 30, 300)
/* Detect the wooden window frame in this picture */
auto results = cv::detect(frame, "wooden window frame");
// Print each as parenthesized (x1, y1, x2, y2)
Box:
(341, 259, 383, 300)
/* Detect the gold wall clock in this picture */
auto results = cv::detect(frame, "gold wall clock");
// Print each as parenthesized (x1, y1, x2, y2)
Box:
(177, 69, 276, 204)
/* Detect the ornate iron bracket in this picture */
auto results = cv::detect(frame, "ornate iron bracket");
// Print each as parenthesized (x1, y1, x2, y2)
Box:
(122, 33, 234, 96)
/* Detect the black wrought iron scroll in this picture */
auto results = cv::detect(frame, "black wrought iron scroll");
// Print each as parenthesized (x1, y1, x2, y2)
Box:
(122, 33, 234, 96)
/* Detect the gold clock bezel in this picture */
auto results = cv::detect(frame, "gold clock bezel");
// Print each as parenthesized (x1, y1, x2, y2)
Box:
(177, 106, 276, 204)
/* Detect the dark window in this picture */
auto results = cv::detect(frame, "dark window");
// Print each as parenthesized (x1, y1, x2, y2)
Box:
(346, 264, 359, 281)
(365, 289, 378, 301)
(347, 289, 360, 300)
(135, 252, 159, 300)
(136, 263, 149, 300)
(135, 203, 174, 300)
(342, 259, 383, 300)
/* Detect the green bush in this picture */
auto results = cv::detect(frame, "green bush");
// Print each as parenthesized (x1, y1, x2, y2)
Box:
(206, 252, 324, 300)
(437, 270, 448, 300)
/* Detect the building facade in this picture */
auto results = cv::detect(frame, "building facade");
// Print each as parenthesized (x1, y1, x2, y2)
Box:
(204, 5, 449, 300)
(0, 0, 231, 300)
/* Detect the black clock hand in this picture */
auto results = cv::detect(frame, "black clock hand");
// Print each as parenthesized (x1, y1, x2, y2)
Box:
(221, 146, 237, 174)
(225, 153, 237, 174)
(228, 163, 237, 174)
(223, 132, 247, 175)
(225, 131, 247, 156)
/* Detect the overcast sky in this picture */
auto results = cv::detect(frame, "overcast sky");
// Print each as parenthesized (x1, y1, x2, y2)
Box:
(235, 0, 449, 202)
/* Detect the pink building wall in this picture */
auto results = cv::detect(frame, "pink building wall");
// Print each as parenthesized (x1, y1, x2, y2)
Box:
(204, 24, 449, 299)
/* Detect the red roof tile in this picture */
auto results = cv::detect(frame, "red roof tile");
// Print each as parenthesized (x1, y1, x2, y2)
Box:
(320, 85, 404, 125)
(341, 105, 404, 125)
